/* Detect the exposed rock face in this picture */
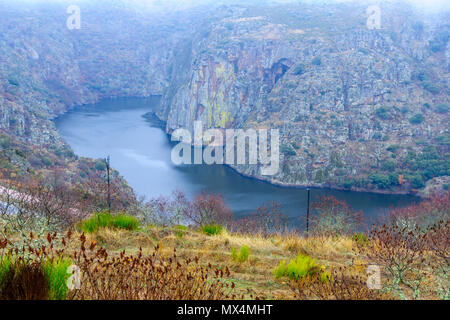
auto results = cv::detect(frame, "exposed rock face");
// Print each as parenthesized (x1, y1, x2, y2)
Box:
(0, 1, 448, 195)
(0, 2, 189, 146)
(0, 2, 191, 180)
(157, 3, 450, 194)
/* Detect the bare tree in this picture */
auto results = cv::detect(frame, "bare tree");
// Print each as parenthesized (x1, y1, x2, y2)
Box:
(21, 170, 79, 230)
(182, 191, 233, 227)
(0, 180, 37, 241)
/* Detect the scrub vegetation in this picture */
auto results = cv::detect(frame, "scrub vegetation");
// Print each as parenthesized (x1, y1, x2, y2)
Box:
(0, 174, 448, 300)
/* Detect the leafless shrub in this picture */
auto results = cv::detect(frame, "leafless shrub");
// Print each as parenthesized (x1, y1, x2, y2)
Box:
(0, 180, 36, 238)
(306, 196, 363, 237)
(182, 191, 233, 227)
(141, 191, 189, 226)
(21, 171, 81, 230)
(0, 171, 86, 237)
(424, 220, 449, 299)
(384, 193, 449, 232)
(359, 224, 427, 299)
(425, 220, 450, 266)
(229, 201, 290, 236)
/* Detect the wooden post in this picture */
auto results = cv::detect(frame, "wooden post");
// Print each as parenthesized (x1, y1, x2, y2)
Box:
(105, 156, 111, 212)
(306, 188, 310, 236)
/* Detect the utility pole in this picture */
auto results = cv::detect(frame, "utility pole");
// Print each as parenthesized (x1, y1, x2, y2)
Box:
(105, 156, 111, 212)
(306, 188, 310, 236)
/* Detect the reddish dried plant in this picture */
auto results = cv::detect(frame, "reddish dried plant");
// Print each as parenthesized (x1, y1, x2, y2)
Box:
(143, 190, 189, 226)
(360, 224, 428, 299)
(0, 230, 240, 300)
(308, 196, 363, 236)
(182, 191, 234, 227)
(229, 201, 290, 237)
(289, 268, 389, 300)
(423, 220, 449, 299)
(385, 192, 449, 231)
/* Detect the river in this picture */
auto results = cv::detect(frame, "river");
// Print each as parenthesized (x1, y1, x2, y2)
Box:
(55, 97, 419, 227)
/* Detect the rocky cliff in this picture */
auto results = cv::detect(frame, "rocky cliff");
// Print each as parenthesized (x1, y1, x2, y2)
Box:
(157, 2, 450, 195)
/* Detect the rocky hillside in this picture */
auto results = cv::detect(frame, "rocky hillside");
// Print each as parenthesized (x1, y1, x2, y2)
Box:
(156, 2, 450, 195)
(0, 1, 448, 196)
(0, 1, 193, 180)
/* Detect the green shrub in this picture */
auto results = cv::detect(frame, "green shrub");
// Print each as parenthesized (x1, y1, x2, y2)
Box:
(174, 225, 188, 238)
(332, 120, 343, 127)
(292, 64, 305, 75)
(436, 134, 450, 147)
(174, 225, 188, 231)
(80, 211, 139, 233)
(352, 233, 369, 246)
(370, 174, 391, 189)
(358, 47, 369, 54)
(1, 255, 73, 300)
(94, 159, 107, 171)
(273, 254, 329, 282)
(343, 179, 353, 189)
(0, 135, 11, 149)
(0, 257, 49, 300)
(42, 257, 72, 300)
(281, 144, 296, 157)
(381, 159, 397, 171)
(0, 254, 14, 285)
(15, 149, 25, 157)
(41, 156, 52, 166)
(373, 133, 382, 140)
(413, 70, 429, 82)
(375, 106, 392, 120)
(409, 113, 424, 125)
(201, 224, 223, 236)
(411, 174, 425, 189)
(423, 81, 440, 94)
(387, 145, 400, 153)
(231, 245, 250, 263)
(435, 103, 449, 114)
(8, 78, 19, 86)
(311, 56, 322, 66)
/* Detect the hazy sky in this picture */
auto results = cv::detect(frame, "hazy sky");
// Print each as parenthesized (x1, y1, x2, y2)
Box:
(133, 0, 450, 11)
(3, 0, 449, 13)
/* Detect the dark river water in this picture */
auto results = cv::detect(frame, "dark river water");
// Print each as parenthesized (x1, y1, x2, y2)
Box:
(55, 97, 419, 227)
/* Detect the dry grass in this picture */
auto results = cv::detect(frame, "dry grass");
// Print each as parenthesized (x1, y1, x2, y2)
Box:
(84, 228, 155, 253)
(3, 223, 446, 300)
(78, 226, 364, 299)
